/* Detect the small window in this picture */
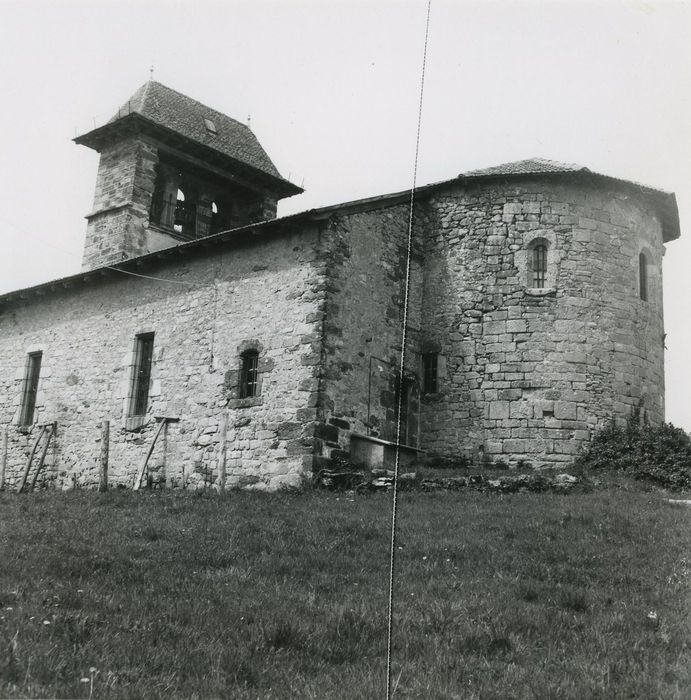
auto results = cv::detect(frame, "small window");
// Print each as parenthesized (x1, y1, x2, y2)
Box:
(422, 353, 438, 394)
(639, 252, 648, 301)
(532, 244, 547, 288)
(130, 334, 154, 416)
(20, 352, 42, 426)
(204, 118, 217, 134)
(239, 351, 259, 398)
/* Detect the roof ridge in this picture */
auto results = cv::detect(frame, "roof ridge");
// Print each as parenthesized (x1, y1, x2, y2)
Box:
(460, 157, 591, 178)
(141, 78, 153, 100)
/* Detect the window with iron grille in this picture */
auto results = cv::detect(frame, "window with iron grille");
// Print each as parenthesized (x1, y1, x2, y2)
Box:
(20, 351, 42, 426)
(239, 351, 259, 398)
(532, 244, 547, 288)
(129, 334, 154, 416)
(422, 353, 438, 394)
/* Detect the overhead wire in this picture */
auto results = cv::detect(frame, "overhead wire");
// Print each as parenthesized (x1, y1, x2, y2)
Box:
(1, 218, 214, 289)
(385, 2, 432, 698)
(3, 17, 435, 690)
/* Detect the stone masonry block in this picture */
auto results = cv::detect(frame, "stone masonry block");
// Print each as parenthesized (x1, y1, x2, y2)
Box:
(553, 401, 578, 420)
(506, 319, 527, 333)
(503, 203, 522, 215)
(489, 401, 510, 420)
(509, 401, 532, 419)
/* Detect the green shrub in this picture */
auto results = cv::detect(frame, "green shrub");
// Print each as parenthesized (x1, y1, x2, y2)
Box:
(575, 417, 691, 489)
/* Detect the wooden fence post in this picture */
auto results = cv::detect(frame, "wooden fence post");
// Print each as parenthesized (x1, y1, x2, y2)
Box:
(164, 421, 172, 489)
(218, 411, 228, 492)
(0, 427, 7, 491)
(99, 420, 109, 492)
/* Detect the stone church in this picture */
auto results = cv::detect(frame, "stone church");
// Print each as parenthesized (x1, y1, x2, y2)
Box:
(0, 81, 680, 490)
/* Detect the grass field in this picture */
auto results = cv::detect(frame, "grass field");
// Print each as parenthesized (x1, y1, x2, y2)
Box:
(0, 485, 689, 699)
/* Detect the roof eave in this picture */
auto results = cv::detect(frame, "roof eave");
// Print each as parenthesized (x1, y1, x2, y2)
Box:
(74, 113, 303, 199)
(0, 210, 322, 308)
(2, 165, 679, 307)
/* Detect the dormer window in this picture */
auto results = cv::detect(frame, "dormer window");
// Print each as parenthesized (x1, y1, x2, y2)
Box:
(204, 118, 217, 134)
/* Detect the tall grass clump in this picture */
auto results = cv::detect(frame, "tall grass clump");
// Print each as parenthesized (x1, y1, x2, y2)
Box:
(576, 416, 691, 489)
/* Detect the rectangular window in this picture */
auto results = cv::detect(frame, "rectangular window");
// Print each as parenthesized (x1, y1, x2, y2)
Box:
(422, 353, 438, 394)
(239, 351, 259, 398)
(20, 351, 42, 426)
(130, 334, 154, 416)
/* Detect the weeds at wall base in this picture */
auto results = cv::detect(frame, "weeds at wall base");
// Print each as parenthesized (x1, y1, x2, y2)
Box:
(576, 417, 691, 490)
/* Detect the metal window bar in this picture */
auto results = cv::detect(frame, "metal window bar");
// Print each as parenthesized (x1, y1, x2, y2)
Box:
(240, 353, 259, 398)
(533, 244, 547, 288)
(422, 353, 438, 394)
(20, 352, 42, 426)
(131, 334, 154, 416)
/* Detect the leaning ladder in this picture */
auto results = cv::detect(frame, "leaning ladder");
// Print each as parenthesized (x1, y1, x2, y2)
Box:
(133, 416, 179, 490)
(17, 422, 56, 493)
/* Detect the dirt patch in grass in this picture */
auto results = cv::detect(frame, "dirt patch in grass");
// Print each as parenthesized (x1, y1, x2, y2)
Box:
(0, 487, 689, 698)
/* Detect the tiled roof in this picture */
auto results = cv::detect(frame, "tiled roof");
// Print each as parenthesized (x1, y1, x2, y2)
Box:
(462, 157, 590, 178)
(0, 155, 680, 306)
(109, 81, 282, 178)
(459, 157, 674, 200)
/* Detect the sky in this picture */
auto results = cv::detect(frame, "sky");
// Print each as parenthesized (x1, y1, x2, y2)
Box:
(0, 0, 689, 430)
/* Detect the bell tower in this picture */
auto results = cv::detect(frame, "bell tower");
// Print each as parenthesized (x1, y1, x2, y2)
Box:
(75, 81, 302, 270)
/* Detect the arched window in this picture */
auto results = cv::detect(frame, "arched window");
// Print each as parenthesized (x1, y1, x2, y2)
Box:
(519, 235, 556, 292)
(532, 244, 547, 288)
(239, 350, 259, 398)
(639, 252, 649, 301)
(174, 188, 186, 233)
(210, 201, 220, 234)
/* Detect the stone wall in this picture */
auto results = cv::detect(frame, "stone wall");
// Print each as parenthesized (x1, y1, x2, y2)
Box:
(304, 176, 667, 470)
(1, 173, 672, 484)
(0, 226, 324, 490)
(82, 136, 158, 270)
(313, 203, 425, 462)
(419, 177, 666, 466)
